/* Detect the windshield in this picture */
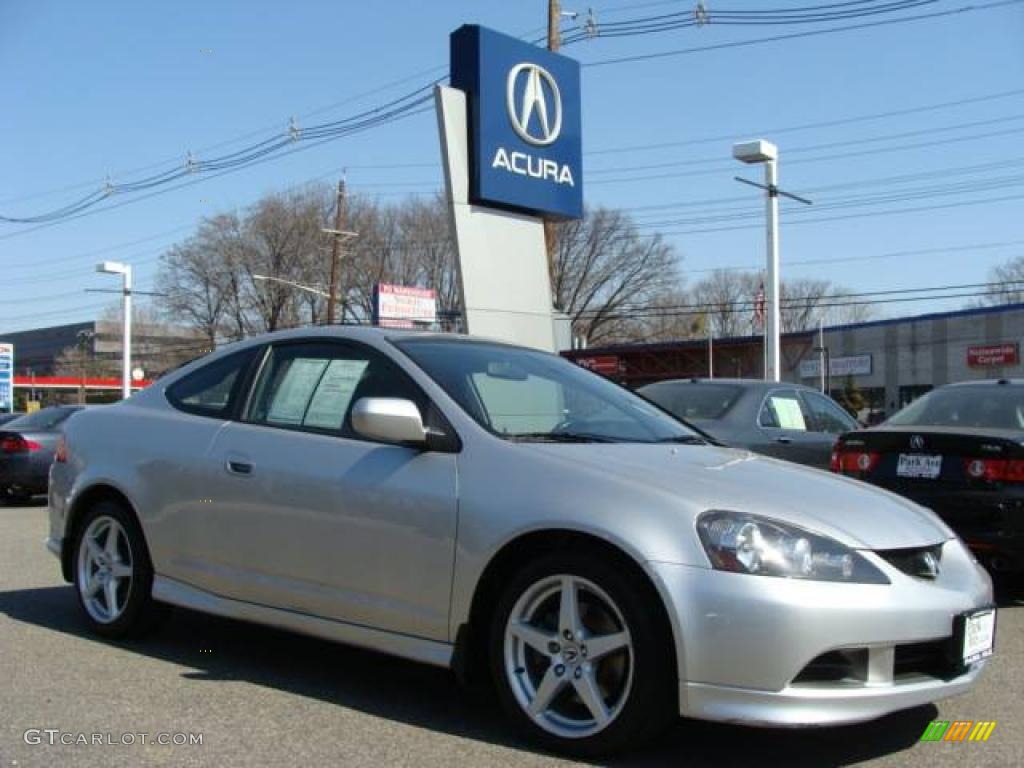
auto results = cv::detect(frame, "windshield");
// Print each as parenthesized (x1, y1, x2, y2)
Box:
(396, 339, 701, 443)
(4, 407, 79, 431)
(639, 382, 743, 421)
(886, 386, 1024, 430)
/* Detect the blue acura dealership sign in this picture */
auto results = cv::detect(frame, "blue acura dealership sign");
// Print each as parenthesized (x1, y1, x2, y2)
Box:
(450, 25, 583, 220)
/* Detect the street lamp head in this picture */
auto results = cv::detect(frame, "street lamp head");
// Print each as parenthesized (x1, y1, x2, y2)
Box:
(732, 140, 778, 164)
(96, 260, 130, 275)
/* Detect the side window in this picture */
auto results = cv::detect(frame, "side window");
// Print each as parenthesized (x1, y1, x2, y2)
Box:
(759, 391, 811, 432)
(803, 392, 857, 434)
(166, 347, 259, 419)
(245, 341, 426, 437)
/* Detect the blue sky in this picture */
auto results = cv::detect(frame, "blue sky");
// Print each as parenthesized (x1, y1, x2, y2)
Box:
(1, 0, 1023, 333)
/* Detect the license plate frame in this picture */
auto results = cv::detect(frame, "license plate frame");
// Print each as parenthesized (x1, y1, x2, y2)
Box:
(954, 608, 996, 665)
(896, 453, 942, 479)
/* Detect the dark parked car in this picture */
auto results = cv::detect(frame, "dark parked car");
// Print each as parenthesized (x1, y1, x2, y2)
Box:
(832, 379, 1024, 575)
(0, 412, 24, 426)
(0, 406, 83, 502)
(638, 378, 858, 469)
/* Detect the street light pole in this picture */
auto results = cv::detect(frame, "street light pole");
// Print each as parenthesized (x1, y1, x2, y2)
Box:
(765, 157, 781, 382)
(95, 261, 132, 400)
(732, 140, 812, 383)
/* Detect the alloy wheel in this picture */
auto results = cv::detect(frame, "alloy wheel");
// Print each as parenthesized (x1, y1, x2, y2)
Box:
(76, 515, 134, 624)
(503, 574, 633, 739)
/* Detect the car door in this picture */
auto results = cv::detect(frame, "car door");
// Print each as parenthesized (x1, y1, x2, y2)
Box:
(197, 339, 458, 642)
(752, 388, 823, 465)
(799, 390, 860, 468)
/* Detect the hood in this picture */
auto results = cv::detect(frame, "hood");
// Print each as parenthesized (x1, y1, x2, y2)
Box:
(529, 442, 952, 550)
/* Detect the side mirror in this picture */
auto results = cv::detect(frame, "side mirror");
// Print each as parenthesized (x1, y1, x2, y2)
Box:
(351, 398, 427, 447)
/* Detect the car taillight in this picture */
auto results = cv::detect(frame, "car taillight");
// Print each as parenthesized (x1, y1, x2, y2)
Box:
(963, 457, 1024, 483)
(831, 447, 880, 474)
(1, 436, 41, 453)
(55, 435, 68, 463)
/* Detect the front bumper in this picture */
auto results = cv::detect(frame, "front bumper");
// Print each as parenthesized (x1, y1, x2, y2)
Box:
(681, 664, 985, 727)
(649, 539, 993, 726)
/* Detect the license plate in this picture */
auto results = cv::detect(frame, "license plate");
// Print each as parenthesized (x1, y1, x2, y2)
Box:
(897, 453, 942, 479)
(961, 609, 996, 664)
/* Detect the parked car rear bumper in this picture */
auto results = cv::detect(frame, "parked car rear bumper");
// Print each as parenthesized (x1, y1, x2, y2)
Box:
(0, 454, 49, 496)
(872, 483, 1024, 572)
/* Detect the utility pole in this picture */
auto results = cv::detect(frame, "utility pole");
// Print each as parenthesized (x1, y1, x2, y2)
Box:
(545, 0, 561, 308)
(326, 179, 346, 325)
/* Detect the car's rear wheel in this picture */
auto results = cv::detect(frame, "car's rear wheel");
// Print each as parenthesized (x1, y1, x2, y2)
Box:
(489, 552, 675, 756)
(72, 500, 163, 638)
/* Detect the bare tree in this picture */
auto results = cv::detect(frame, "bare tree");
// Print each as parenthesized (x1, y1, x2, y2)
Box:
(974, 255, 1024, 306)
(688, 270, 762, 338)
(158, 193, 690, 346)
(552, 207, 681, 345)
(780, 278, 832, 333)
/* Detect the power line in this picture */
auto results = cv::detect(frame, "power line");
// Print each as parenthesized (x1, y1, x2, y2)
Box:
(582, 0, 1023, 67)
(590, 125, 1024, 185)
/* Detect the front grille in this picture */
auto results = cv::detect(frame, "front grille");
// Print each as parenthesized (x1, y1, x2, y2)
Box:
(876, 544, 943, 579)
(894, 639, 965, 681)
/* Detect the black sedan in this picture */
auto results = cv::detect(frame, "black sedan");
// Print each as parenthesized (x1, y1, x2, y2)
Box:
(0, 406, 83, 502)
(637, 378, 858, 469)
(832, 379, 1024, 575)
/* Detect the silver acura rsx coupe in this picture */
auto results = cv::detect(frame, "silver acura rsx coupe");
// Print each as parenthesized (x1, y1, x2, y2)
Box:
(47, 328, 995, 756)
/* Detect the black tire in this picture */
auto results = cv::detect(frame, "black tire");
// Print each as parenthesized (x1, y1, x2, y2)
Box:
(488, 550, 676, 757)
(71, 499, 166, 639)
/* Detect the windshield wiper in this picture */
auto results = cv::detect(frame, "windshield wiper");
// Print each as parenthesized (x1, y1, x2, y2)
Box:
(652, 435, 707, 445)
(505, 431, 620, 443)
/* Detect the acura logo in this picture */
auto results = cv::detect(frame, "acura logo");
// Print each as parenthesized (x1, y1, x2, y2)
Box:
(920, 551, 941, 578)
(507, 62, 562, 146)
(910, 435, 925, 451)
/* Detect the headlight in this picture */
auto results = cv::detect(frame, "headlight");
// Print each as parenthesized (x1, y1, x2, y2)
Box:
(696, 511, 889, 584)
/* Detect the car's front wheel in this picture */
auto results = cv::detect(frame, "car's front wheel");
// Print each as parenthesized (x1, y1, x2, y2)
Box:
(72, 500, 163, 638)
(489, 551, 675, 756)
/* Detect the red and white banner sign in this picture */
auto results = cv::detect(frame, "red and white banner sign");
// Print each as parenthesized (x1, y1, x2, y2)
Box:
(374, 283, 437, 328)
(967, 343, 1019, 367)
(575, 355, 621, 376)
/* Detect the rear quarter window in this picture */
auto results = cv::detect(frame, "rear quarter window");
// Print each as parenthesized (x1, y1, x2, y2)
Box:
(166, 347, 260, 419)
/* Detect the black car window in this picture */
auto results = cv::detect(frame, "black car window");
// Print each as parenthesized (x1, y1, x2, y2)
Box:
(640, 383, 742, 421)
(3, 407, 79, 431)
(887, 386, 1024, 429)
(166, 347, 260, 419)
(245, 341, 428, 438)
(759, 391, 812, 432)
(802, 391, 858, 434)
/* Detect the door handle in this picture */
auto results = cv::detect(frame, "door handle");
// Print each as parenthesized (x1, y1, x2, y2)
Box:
(226, 459, 253, 476)
(775, 436, 793, 445)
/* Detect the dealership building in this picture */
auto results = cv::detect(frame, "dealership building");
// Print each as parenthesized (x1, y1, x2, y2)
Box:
(565, 302, 1024, 420)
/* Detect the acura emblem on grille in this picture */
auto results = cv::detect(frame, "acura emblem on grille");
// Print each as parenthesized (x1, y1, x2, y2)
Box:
(919, 552, 940, 578)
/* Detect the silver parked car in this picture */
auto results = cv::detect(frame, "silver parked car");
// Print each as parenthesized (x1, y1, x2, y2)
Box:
(48, 328, 994, 756)
(638, 378, 859, 469)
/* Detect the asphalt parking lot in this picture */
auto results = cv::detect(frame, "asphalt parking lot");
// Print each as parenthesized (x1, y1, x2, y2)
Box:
(1, 502, 1021, 768)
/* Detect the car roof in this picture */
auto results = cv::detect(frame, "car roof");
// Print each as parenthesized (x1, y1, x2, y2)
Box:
(215, 325, 498, 349)
(943, 379, 1024, 388)
(640, 378, 818, 393)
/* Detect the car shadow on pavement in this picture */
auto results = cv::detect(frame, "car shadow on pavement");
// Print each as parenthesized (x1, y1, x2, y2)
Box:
(0, 584, 937, 767)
